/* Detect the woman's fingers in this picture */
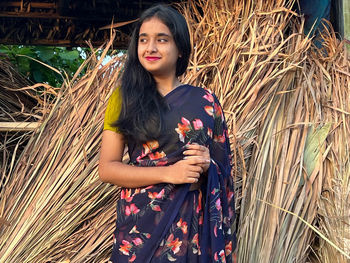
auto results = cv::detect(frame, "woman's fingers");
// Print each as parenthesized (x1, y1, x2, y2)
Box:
(184, 144, 208, 156)
(183, 144, 211, 173)
(183, 155, 210, 164)
(184, 144, 210, 164)
(176, 159, 203, 175)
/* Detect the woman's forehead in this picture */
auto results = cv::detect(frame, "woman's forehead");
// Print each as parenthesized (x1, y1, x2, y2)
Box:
(139, 17, 172, 36)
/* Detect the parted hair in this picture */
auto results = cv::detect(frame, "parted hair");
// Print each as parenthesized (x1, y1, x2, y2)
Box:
(115, 4, 191, 143)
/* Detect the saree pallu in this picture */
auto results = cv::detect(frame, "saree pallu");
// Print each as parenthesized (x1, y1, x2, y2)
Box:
(109, 85, 236, 263)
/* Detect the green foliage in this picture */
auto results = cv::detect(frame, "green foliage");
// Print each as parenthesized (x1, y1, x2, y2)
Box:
(0, 45, 87, 87)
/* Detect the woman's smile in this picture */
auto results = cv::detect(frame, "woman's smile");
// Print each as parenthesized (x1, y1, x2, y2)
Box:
(145, 56, 161, 61)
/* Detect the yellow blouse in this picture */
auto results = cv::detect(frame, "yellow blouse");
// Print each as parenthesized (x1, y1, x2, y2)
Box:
(103, 87, 121, 133)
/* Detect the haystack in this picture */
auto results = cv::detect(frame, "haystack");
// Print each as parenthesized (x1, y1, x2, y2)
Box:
(0, 54, 52, 191)
(0, 0, 349, 262)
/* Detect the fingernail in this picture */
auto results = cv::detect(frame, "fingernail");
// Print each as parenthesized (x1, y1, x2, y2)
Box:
(183, 156, 188, 160)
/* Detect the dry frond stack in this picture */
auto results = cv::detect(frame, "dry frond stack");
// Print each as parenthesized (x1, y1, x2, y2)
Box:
(0, 54, 53, 192)
(180, 0, 350, 262)
(0, 38, 125, 262)
(313, 30, 350, 262)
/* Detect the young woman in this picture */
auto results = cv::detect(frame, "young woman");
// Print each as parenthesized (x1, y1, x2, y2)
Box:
(99, 4, 236, 263)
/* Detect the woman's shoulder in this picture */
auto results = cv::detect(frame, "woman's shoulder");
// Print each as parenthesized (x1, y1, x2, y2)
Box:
(185, 84, 219, 102)
(184, 84, 214, 96)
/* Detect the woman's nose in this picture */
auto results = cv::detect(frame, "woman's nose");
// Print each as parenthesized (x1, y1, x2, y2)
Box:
(146, 39, 157, 53)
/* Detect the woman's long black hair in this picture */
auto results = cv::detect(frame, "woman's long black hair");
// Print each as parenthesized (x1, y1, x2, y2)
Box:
(114, 4, 191, 144)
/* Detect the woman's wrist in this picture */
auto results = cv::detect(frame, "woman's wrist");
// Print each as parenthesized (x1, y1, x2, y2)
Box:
(159, 165, 172, 184)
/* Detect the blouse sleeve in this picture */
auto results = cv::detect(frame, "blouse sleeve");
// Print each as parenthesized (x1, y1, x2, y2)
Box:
(103, 87, 122, 133)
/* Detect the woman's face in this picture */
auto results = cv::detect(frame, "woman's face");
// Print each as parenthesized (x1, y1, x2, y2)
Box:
(137, 17, 180, 78)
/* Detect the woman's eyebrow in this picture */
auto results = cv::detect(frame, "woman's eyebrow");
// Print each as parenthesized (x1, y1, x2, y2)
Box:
(139, 32, 171, 37)
(157, 33, 171, 37)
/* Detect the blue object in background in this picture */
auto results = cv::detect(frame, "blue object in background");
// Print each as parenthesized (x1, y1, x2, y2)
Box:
(296, 0, 331, 48)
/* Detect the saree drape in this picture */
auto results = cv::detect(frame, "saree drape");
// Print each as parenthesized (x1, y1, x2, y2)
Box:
(107, 85, 236, 262)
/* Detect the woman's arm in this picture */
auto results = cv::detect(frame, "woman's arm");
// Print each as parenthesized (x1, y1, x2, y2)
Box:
(98, 130, 210, 188)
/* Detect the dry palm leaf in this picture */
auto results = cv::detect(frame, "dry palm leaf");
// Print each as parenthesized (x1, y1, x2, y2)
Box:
(180, 0, 350, 262)
(0, 36, 125, 262)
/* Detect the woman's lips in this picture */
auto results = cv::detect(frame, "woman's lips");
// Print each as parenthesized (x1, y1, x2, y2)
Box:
(145, 56, 161, 61)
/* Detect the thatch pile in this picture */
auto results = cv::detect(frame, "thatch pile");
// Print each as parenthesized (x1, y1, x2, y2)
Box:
(180, 1, 350, 262)
(0, 54, 52, 191)
(0, 40, 124, 262)
(0, 54, 38, 123)
(0, 0, 349, 262)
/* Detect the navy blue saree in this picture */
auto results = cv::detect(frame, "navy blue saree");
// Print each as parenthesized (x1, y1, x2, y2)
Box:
(107, 85, 236, 262)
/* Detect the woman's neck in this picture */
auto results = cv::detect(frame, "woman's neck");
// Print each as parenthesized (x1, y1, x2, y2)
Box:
(154, 75, 182, 97)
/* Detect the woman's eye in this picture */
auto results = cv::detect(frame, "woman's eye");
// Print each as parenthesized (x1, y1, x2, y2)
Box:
(158, 38, 168, 43)
(139, 38, 147, 43)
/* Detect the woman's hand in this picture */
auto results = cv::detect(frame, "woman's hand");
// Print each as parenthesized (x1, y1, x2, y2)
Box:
(183, 143, 210, 173)
(165, 158, 203, 184)
(164, 144, 210, 185)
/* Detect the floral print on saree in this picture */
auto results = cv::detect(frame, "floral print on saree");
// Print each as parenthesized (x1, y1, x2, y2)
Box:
(108, 85, 236, 262)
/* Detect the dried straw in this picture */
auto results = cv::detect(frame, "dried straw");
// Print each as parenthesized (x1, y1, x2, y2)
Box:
(1, 0, 350, 262)
(0, 37, 124, 262)
(0, 54, 52, 192)
(313, 29, 350, 262)
(179, 0, 350, 262)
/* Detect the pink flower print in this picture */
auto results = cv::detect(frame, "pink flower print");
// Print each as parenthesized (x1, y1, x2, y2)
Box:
(229, 207, 234, 218)
(129, 225, 140, 234)
(219, 250, 226, 262)
(119, 240, 132, 256)
(214, 103, 223, 118)
(148, 189, 165, 199)
(121, 189, 133, 202)
(203, 93, 214, 102)
(192, 119, 203, 130)
(125, 204, 140, 216)
(156, 189, 165, 198)
(196, 191, 202, 213)
(192, 233, 199, 246)
(176, 218, 188, 234)
(204, 105, 214, 116)
(155, 160, 168, 166)
(140, 185, 153, 194)
(166, 233, 182, 254)
(132, 238, 143, 246)
(142, 140, 159, 155)
(214, 252, 218, 261)
(129, 254, 136, 262)
(215, 198, 221, 211)
(149, 151, 166, 160)
(145, 233, 151, 239)
(175, 117, 191, 142)
(151, 204, 162, 212)
(196, 200, 202, 214)
(214, 132, 226, 143)
(227, 190, 234, 202)
(211, 188, 219, 195)
(225, 241, 232, 256)
(207, 127, 213, 138)
(191, 233, 200, 255)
